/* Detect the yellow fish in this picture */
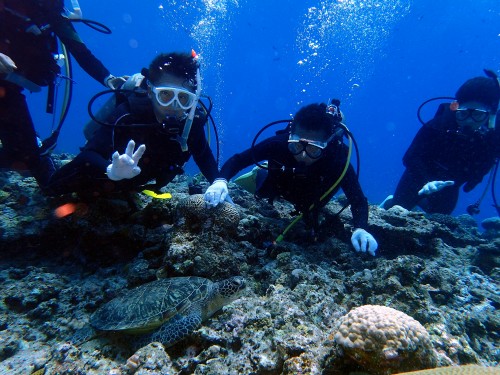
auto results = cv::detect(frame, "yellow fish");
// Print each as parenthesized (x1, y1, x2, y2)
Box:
(142, 190, 172, 199)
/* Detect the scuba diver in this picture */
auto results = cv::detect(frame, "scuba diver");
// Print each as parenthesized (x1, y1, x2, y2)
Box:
(0, 0, 124, 188)
(381, 72, 500, 215)
(212, 101, 378, 256)
(46, 51, 227, 204)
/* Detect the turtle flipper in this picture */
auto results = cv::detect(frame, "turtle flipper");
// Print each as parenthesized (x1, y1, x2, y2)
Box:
(136, 309, 202, 348)
(69, 326, 98, 346)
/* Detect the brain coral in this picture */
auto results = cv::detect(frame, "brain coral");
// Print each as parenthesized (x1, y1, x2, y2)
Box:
(396, 365, 500, 374)
(332, 305, 437, 374)
(178, 194, 240, 231)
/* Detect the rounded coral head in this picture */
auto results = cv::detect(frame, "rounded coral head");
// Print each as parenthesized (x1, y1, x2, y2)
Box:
(333, 305, 437, 374)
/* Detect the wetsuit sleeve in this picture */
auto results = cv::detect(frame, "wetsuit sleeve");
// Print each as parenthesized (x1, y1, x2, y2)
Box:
(340, 163, 369, 229)
(402, 125, 437, 178)
(44, 122, 115, 196)
(403, 106, 453, 178)
(189, 120, 220, 183)
(469, 149, 496, 190)
(220, 136, 283, 180)
(51, 16, 110, 84)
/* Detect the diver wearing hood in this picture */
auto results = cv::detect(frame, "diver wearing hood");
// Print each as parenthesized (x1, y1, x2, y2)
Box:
(218, 102, 378, 256)
(45, 52, 221, 198)
(381, 73, 500, 214)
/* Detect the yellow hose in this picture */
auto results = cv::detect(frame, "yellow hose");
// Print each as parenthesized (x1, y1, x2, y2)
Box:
(275, 133, 353, 243)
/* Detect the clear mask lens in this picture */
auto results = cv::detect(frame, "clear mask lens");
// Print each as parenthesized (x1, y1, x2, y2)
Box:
(455, 108, 489, 123)
(151, 85, 197, 110)
(287, 134, 328, 159)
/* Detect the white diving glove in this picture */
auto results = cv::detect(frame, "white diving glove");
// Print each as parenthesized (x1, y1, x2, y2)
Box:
(106, 140, 146, 181)
(418, 180, 454, 196)
(0, 53, 17, 74)
(204, 178, 231, 208)
(103, 74, 127, 90)
(351, 228, 378, 256)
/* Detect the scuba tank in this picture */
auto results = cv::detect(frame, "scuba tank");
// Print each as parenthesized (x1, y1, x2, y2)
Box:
(38, 0, 113, 154)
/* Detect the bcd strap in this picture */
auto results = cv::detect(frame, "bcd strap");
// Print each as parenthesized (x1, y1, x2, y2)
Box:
(46, 80, 55, 113)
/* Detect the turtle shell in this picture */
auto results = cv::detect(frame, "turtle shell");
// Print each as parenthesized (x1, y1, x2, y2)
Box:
(90, 276, 212, 334)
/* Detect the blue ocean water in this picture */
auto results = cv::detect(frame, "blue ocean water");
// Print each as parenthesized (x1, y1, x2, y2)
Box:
(28, 0, 500, 223)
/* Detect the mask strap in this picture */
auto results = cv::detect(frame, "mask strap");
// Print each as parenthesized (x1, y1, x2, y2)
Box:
(489, 76, 499, 130)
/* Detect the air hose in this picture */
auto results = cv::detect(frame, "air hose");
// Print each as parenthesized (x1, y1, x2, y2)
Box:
(275, 132, 353, 243)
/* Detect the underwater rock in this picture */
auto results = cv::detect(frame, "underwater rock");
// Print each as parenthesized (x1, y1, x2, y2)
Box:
(481, 217, 500, 231)
(473, 239, 500, 274)
(125, 342, 176, 374)
(481, 217, 500, 240)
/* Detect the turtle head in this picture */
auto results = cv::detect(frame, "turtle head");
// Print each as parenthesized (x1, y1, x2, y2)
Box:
(202, 276, 246, 321)
(208, 276, 246, 313)
(217, 276, 246, 300)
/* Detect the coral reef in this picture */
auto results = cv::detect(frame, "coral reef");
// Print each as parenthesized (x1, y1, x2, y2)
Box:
(0, 171, 498, 374)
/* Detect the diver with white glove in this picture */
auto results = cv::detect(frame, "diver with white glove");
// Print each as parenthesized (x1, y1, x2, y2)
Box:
(0, 53, 17, 74)
(418, 180, 455, 195)
(204, 178, 233, 207)
(351, 228, 378, 256)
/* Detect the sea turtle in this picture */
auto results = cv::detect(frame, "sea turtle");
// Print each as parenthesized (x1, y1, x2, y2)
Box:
(72, 276, 246, 348)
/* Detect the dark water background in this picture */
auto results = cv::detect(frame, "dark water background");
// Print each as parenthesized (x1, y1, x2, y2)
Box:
(27, 0, 500, 223)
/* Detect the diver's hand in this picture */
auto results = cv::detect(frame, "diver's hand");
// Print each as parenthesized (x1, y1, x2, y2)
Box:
(418, 180, 454, 196)
(351, 228, 378, 256)
(204, 178, 229, 208)
(0, 53, 17, 74)
(103, 74, 127, 90)
(106, 140, 146, 181)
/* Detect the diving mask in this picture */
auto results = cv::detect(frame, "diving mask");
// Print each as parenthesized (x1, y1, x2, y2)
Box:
(150, 84, 197, 110)
(288, 134, 330, 159)
(455, 108, 489, 123)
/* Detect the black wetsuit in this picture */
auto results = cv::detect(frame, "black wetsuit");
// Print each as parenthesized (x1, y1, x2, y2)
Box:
(0, 0, 110, 187)
(220, 132, 369, 229)
(46, 96, 219, 196)
(390, 104, 500, 214)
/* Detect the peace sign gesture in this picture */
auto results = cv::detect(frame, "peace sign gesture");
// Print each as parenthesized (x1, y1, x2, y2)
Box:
(106, 140, 146, 181)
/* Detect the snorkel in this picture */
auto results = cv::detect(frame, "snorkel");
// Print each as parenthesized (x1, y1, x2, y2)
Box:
(483, 69, 500, 130)
(66, 0, 83, 19)
(176, 65, 201, 152)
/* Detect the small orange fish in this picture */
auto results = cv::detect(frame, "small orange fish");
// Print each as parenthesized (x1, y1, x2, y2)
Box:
(54, 203, 77, 218)
(54, 203, 88, 218)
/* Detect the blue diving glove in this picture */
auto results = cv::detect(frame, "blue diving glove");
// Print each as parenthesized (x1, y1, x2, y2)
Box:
(418, 180, 454, 196)
(204, 178, 231, 207)
(106, 140, 146, 181)
(351, 228, 378, 256)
